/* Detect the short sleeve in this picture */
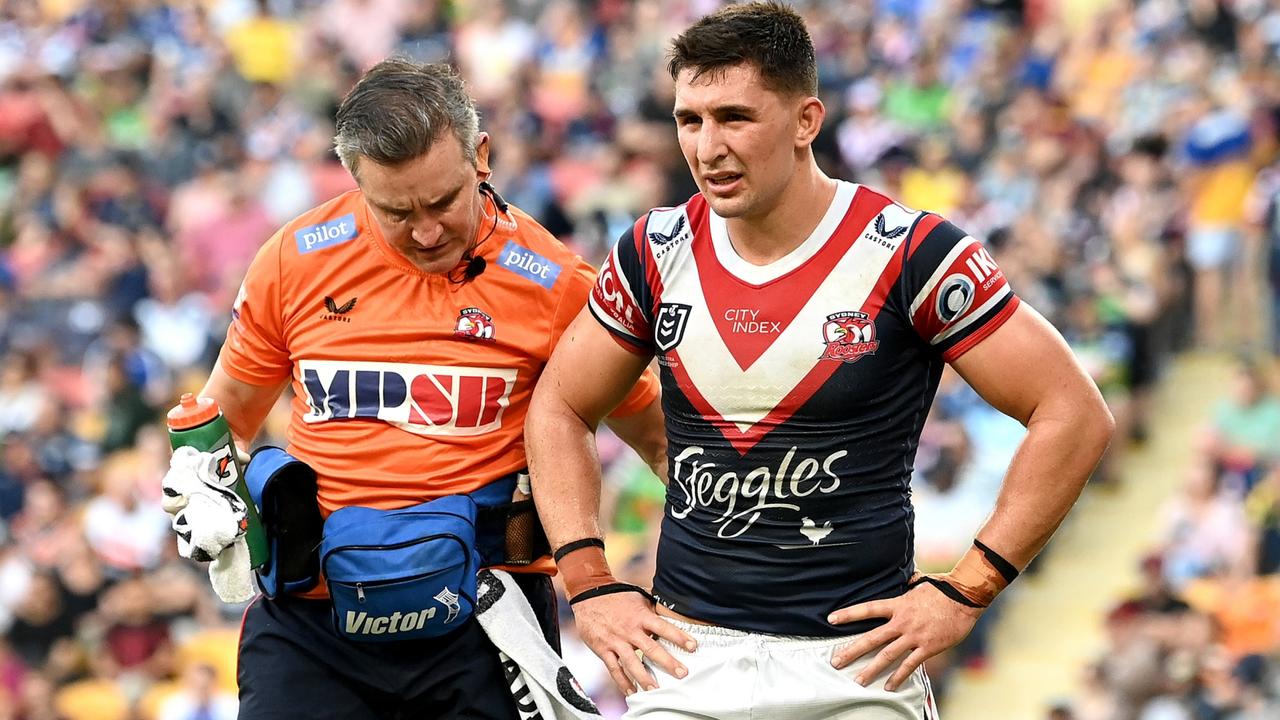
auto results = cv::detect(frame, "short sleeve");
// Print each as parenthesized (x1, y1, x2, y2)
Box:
(218, 232, 292, 384)
(548, 254, 659, 419)
(588, 223, 655, 355)
(901, 216, 1020, 362)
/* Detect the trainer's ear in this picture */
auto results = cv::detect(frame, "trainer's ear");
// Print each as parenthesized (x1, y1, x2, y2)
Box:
(474, 132, 491, 181)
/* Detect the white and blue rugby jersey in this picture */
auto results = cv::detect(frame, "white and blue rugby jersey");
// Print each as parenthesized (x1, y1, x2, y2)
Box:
(589, 182, 1019, 636)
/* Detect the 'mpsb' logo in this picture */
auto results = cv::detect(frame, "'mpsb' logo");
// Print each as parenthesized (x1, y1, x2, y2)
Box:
(299, 360, 517, 436)
(820, 311, 880, 363)
(295, 213, 358, 254)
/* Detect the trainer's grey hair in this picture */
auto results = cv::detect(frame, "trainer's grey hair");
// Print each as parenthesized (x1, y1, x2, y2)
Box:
(333, 58, 480, 178)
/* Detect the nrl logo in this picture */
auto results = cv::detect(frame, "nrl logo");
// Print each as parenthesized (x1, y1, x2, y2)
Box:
(655, 303, 691, 352)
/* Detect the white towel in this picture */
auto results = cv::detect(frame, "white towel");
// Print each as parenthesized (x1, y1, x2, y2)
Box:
(475, 569, 602, 720)
(162, 447, 257, 603)
(207, 536, 255, 604)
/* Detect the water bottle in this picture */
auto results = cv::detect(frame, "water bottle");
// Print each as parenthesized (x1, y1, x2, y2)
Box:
(166, 393, 268, 569)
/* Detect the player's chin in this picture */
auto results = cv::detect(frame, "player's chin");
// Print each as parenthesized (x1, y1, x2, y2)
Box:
(704, 194, 752, 219)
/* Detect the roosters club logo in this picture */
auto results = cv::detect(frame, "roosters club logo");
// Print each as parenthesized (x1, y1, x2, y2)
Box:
(454, 307, 495, 341)
(820, 311, 879, 363)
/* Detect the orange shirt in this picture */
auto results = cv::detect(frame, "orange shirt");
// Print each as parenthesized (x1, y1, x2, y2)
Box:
(220, 188, 656, 522)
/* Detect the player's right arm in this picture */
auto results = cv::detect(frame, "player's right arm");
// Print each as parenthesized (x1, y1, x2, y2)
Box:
(527, 222, 695, 695)
(527, 309, 694, 695)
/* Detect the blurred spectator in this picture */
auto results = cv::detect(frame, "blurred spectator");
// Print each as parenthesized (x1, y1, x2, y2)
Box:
(81, 451, 169, 576)
(133, 256, 214, 373)
(5, 572, 78, 671)
(1158, 459, 1250, 589)
(0, 349, 48, 435)
(93, 575, 174, 682)
(97, 352, 159, 455)
(900, 135, 965, 215)
(1182, 102, 1254, 349)
(1246, 468, 1280, 574)
(224, 0, 299, 86)
(1182, 568, 1280, 661)
(157, 662, 237, 720)
(1205, 357, 1280, 488)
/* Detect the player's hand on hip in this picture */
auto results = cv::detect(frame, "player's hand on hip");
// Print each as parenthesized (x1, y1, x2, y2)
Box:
(571, 591, 696, 695)
(827, 576, 983, 692)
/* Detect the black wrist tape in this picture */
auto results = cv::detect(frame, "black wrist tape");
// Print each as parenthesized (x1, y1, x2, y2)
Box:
(568, 582, 653, 606)
(554, 537, 605, 563)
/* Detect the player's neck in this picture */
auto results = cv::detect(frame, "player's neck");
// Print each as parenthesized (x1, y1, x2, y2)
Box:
(724, 167, 838, 266)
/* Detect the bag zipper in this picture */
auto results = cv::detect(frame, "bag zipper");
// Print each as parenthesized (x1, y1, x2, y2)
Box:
(322, 533, 472, 581)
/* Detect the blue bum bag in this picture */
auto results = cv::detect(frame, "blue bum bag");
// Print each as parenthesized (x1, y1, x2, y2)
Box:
(244, 448, 323, 598)
(245, 448, 542, 643)
(321, 495, 481, 642)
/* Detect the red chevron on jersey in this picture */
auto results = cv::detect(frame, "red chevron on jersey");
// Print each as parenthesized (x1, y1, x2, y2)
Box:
(656, 185, 916, 455)
(692, 190, 891, 371)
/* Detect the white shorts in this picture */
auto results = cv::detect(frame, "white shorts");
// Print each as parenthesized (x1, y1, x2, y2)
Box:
(624, 619, 939, 720)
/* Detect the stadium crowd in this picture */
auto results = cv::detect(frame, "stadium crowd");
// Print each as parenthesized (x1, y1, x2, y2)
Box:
(0, 0, 1278, 718)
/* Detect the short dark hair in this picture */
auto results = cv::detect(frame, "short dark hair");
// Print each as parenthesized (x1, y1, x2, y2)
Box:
(668, 2, 817, 97)
(333, 58, 479, 177)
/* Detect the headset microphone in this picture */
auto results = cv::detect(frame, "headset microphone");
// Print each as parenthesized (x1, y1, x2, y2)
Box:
(479, 181, 509, 214)
(449, 181, 505, 284)
(463, 254, 487, 279)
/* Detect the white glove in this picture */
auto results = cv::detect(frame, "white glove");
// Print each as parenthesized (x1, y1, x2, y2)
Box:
(162, 446, 257, 603)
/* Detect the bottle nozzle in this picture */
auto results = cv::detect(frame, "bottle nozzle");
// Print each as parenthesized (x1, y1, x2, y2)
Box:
(167, 393, 220, 429)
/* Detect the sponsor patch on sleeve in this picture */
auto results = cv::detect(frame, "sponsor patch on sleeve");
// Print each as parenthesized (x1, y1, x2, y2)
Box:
(496, 240, 562, 289)
(294, 213, 359, 254)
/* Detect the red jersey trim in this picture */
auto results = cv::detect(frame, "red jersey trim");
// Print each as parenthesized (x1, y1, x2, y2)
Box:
(942, 295, 1021, 362)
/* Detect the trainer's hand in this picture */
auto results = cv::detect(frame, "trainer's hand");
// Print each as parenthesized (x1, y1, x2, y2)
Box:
(828, 578, 983, 691)
(161, 447, 248, 562)
(572, 592, 696, 695)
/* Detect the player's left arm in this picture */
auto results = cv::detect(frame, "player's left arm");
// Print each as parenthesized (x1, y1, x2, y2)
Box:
(948, 302, 1115, 567)
(831, 302, 1113, 688)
